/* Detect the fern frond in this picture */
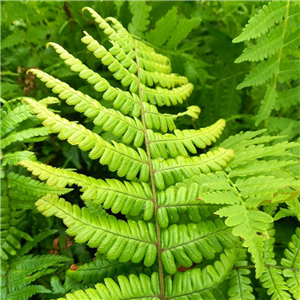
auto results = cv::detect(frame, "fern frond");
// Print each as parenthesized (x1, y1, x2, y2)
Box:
(220, 130, 299, 168)
(236, 57, 278, 90)
(1, 104, 32, 137)
(3, 252, 70, 300)
(28, 69, 144, 146)
(233, 1, 288, 43)
(166, 17, 201, 50)
(145, 7, 177, 47)
(4, 285, 51, 300)
(57, 248, 236, 300)
(67, 259, 135, 284)
(161, 219, 237, 274)
(79, 13, 194, 106)
(157, 183, 221, 228)
(81, 31, 188, 90)
(128, 1, 152, 38)
(187, 170, 290, 278)
(235, 25, 284, 63)
(260, 226, 292, 300)
(230, 141, 298, 167)
(82, 7, 134, 49)
(1, 127, 50, 149)
(255, 85, 278, 126)
(275, 86, 300, 110)
(23, 98, 149, 181)
(1, 195, 33, 260)
(278, 60, 300, 82)
(144, 102, 178, 132)
(36, 194, 157, 266)
(148, 119, 225, 159)
(59, 273, 160, 300)
(19, 161, 154, 220)
(1, 151, 36, 166)
(228, 160, 297, 177)
(152, 148, 235, 190)
(30, 68, 141, 118)
(228, 249, 255, 300)
(141, 83, 194, 107)
(10, 254, 69, 271)
(234, 1, 300, 124)
(7, 172, 71, 197)
(283, 29, 300, 55)
(216, 205, 272, 278)
(16, 5, 300, 299)
(281, 227, 300, 298)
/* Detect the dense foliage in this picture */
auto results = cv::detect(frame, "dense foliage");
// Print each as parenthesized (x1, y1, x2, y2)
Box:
(1, 1, 299, 300)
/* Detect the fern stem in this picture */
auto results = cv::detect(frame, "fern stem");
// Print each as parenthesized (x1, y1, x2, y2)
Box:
(134, 40, 165, 299)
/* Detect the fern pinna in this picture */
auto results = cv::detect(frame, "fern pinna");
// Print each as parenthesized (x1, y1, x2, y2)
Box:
(19, 7, 300, 300)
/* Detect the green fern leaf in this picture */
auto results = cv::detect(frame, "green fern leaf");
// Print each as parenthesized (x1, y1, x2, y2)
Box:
(234, 1, 299, 121)
(161, 219, 237, 274)
(228, 249, 255, 300)
(28, 68, 144, 146)
(7, 172, 71, 197)
(57, 248, 237, 300)
(166, 17, 201, 50)
(233, 1, 288, 43)
(281, 227, 300, 298)
(229, 141, 298, 167)
(1, 127, 50, 149)
(128, 1, 152, 38)
(152, 147, 234, 190)
(145, 7, 177, 47)
(5, 285, 51, 300)
(23, 98, 150, 181)
(157, 183, 221, 228)
(148, 119, 225, 159)
(260, 226, 292, 300)
(36, 194, 157, 266)
(1, 33, 23, 50)
(278, 60, 300, 83)
(59, 273, 160, 300)
(228, 160, 297, 177)
(216, 205, 273, 278)
(1, 151, 36, 166)
(67, 259, 135, 284)
(282, 29, 300, 55)
(236, 57, 278, 90)
(235, 25, 284, 63)
(1, 104, 32, 137)
(275, 86, 300, 110)
(19, 160, 154, 220)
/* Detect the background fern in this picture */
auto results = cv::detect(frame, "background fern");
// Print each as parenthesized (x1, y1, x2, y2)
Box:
(0, 99, 72, 300)
(234, 1, 300, 127)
